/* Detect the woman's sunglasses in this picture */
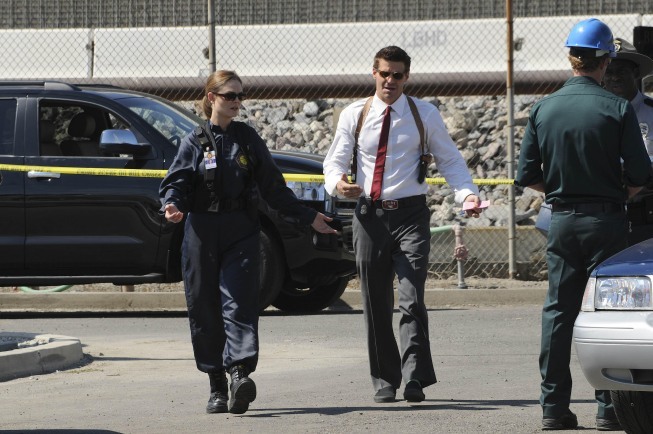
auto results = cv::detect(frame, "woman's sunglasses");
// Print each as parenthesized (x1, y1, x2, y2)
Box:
(215, 92, 247, 101)
(375, 69, 406, 80)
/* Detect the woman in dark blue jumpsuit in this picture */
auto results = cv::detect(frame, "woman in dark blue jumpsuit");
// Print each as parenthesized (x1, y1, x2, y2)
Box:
(159, 70, 336, 415)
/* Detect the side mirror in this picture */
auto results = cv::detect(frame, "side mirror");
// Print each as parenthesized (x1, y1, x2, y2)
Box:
(99, 129, 152, 157)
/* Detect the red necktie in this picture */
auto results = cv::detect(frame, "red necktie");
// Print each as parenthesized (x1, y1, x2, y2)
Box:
(370, 106, 391, 201)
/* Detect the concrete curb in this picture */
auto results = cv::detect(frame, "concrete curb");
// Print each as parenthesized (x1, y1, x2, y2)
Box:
(0, 288, 547, 313)
(0, 332, 84, 381)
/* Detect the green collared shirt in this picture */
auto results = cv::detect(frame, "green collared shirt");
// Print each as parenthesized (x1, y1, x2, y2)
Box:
(516, 76, 651, 205)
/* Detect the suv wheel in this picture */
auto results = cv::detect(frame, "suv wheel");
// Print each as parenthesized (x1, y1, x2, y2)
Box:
(272, 276, 349, 312)
(259, 227, 284, 311)
(610, 390, 653, 434)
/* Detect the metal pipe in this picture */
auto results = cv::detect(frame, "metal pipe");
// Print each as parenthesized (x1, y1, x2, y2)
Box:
(453, 224, 468, 289)
(86, 28, 95, 78)
(431, 225, 468, 288)
(207, 0, 216, 74)
(56, 70, 570, 101)
(457, 260, 467, 289)
(430, 225, 454, 234)
(506, 0, 517, 279)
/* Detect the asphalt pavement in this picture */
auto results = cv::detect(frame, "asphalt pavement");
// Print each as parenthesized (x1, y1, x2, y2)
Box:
(0, 305, 608, 433)
(0, 285, 612, 433)
(0, 282, 549, 385)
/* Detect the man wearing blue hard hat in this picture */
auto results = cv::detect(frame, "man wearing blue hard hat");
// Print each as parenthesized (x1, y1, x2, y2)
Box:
(516, 18, 651, 431)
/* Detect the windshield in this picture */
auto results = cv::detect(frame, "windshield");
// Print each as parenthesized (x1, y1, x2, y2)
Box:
(115, 96, 201, 146)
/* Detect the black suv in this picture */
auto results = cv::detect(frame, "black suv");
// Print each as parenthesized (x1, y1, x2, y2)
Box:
(0, 81, 356, 312)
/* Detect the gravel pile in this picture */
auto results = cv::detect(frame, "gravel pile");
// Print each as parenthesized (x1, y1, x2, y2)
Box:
(184, 95, 544, 228)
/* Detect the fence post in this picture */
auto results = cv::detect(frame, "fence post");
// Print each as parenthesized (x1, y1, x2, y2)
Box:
(207, 0, 216, 73)
(86, 28, 95, 78)
(506, 0, 517, 278)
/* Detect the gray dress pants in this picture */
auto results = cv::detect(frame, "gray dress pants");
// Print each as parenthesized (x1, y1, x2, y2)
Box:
(353, 197, 437, 392)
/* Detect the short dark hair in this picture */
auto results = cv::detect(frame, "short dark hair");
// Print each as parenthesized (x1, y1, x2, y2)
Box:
(373, 46, 411, 72)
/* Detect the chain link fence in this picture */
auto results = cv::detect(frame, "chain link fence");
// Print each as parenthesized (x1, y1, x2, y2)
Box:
(2, 0, 652, 281)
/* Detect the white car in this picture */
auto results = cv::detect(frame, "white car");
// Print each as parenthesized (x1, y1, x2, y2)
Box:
(574, 239, 653, 434)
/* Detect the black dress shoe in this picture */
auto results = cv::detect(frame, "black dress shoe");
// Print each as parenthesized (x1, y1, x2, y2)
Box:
(596, 416, 621, 431)
(374, 386, 396, 403)
(228, 364, 257, 414)
(403, 380, 425, 402)
(542, 411, 578, 430)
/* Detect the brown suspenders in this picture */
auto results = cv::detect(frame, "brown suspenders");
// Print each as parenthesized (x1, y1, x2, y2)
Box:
(351, 97, 373, 183)
(351, 95, 428, 184)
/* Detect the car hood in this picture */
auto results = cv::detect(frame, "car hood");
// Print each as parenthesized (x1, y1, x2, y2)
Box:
(270, 150, 325, 174)
(593, 238, 653, 277)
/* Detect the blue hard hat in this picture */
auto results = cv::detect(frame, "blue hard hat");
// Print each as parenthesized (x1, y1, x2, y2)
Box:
(565, 18, 616, 57)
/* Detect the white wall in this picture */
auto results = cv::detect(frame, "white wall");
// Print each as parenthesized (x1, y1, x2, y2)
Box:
(0, 29, 91, 78)
(0, 15, 648, 80)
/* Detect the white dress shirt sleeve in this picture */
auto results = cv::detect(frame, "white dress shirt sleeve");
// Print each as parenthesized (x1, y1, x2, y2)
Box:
(323, 100, 366, 196)
(423, 104, 479, 203)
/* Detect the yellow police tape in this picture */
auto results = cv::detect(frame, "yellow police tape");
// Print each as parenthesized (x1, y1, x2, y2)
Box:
(0, 163, 168, 178)
(0, 163, 515, 185)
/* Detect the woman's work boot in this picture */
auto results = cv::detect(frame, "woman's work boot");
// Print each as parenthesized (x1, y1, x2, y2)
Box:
(228, 364, 257, 414)
(206, 371, 228, 413)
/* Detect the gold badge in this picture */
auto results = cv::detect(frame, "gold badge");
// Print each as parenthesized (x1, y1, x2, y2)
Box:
(236, 150, 249, 169)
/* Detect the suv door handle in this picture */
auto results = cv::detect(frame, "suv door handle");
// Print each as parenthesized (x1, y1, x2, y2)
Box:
(27, 171, 61, 179)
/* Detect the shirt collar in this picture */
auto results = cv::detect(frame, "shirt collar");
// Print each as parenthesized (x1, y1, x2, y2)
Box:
(371, 93, 407, 116)
(564, 75, 601, 87)
(631, 90, 645, 108)
(209, 120, 228, 134)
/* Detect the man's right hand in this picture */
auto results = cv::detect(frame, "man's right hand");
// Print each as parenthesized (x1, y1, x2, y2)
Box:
(164, 203, 184, 223)
(628, 185, 644, 199)
(336, 173, 363, 199)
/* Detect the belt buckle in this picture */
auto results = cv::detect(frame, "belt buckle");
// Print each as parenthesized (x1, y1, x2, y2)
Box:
(381, 199, 398, 210)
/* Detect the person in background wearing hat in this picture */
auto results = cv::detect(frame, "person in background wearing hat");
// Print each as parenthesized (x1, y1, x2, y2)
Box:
(516, 18, 651, 431)
(323, 46, 481, 405)
(604, 38, 653, 245)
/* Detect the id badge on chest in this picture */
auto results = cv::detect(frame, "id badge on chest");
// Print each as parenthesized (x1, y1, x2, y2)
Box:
(204, 145, 217, 169)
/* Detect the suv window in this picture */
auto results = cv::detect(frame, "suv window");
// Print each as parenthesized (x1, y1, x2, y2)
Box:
(0, 99, 17, 155)
(116, 96, 198, 148)
(38, 100, 129, 157)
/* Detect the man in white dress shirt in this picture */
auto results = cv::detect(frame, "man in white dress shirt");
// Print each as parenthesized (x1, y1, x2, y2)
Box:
(323, 45, 482, 404)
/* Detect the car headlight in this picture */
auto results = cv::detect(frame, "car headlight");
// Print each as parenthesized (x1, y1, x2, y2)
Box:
(582, 276, 653, 311)
(286, 181, 325, 201)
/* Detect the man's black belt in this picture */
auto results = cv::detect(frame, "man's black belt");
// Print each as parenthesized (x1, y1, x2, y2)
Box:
(551, 202, 624, 214)
(371, 195, 426, 210)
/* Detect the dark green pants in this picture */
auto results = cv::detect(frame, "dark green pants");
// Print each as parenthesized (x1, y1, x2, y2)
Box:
(540, 208, 628, 418)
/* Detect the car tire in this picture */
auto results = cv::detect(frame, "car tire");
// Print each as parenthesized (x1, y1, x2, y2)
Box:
(259, 227, 284, 312)
(272, 276, 349, 313)
(610, 390, 653, 434)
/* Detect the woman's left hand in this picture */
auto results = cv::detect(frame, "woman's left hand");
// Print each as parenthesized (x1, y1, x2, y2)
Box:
(311, 212, 338, 234)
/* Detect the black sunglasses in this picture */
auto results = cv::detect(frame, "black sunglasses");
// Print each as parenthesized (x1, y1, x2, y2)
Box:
(375, 69, 406, 80)
(215, 92, 247, 101)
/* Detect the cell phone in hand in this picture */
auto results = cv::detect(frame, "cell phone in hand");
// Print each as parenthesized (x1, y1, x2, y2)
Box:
(463, 200, 490, 211)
